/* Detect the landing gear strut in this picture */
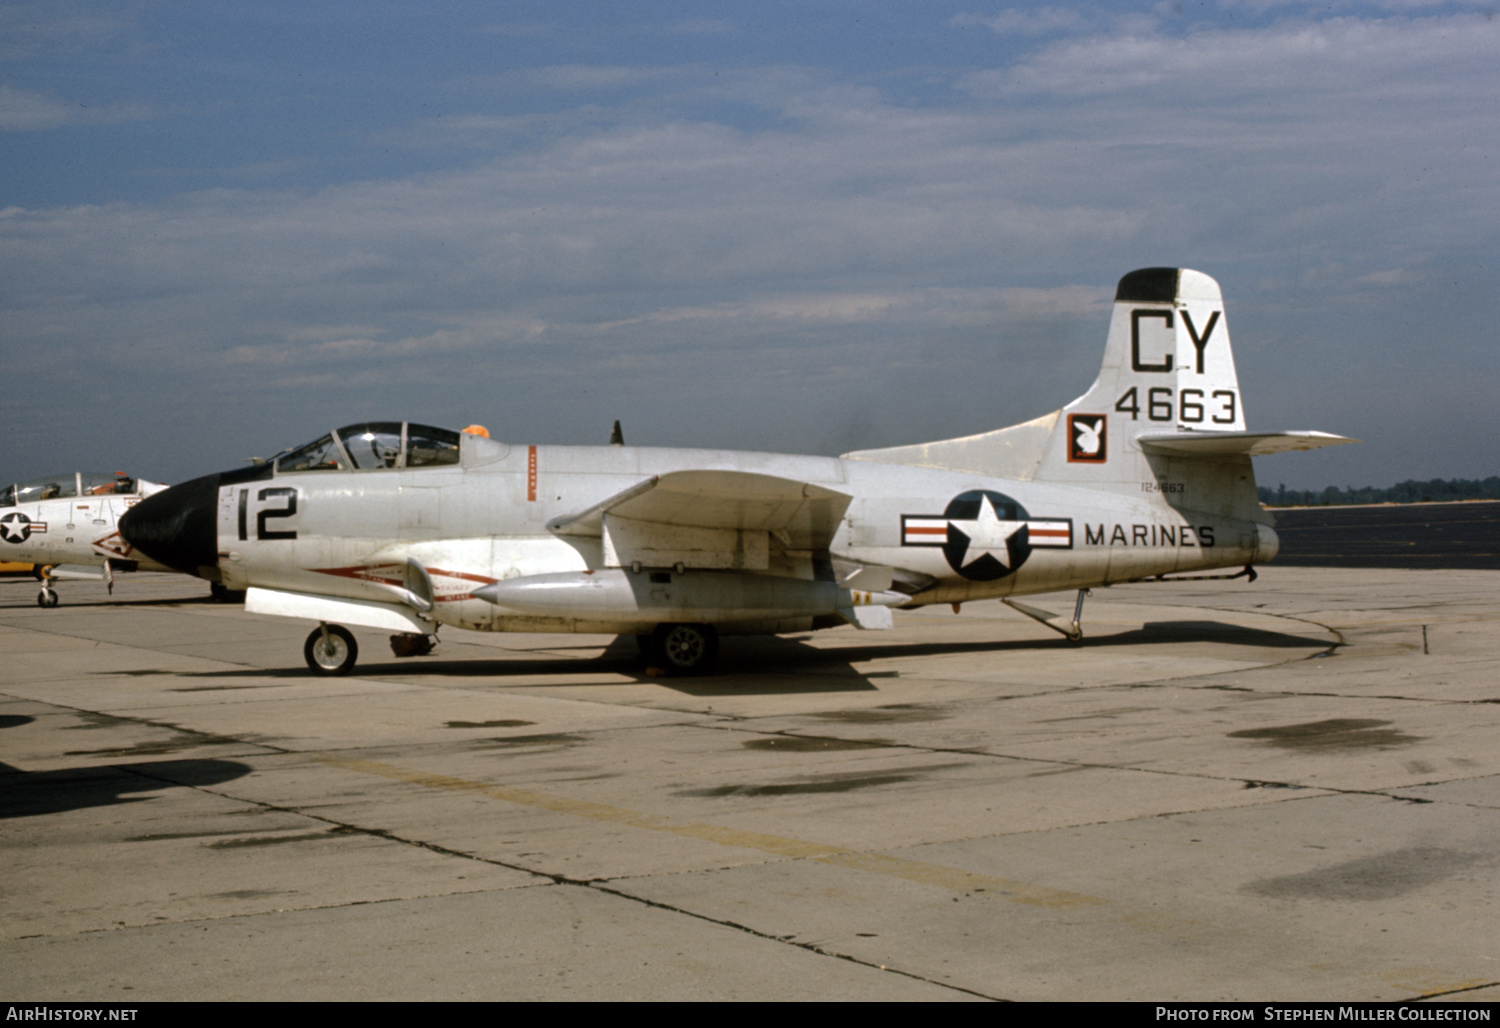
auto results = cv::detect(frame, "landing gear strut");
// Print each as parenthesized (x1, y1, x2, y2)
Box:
(1003, 588, 1090, 642)
(36, 565, 59, 607)
(304, 623, 358, 675)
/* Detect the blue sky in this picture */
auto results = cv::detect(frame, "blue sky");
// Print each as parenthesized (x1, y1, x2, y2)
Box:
(2, 1, 1497, 490)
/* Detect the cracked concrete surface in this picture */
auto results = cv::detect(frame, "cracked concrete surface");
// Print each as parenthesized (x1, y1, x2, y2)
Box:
(1, 567, 1497, 1000)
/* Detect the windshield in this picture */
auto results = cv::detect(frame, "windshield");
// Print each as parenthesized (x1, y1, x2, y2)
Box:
(277, 434, 348, 473)
(276, 422, 463, 473)
(1, 475, 78, 506)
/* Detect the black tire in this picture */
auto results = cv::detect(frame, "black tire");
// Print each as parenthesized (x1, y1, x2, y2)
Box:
(304, 625, 358, 676)
(37, 589, 59, 608)
(652, 623, 719, 675)
(389, 633, 435, 658)
(209, 583, 245, 603)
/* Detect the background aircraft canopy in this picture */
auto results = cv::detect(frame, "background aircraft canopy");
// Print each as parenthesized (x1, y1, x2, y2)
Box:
(277, 422, 462, 474)
(1, 472, 138, 506)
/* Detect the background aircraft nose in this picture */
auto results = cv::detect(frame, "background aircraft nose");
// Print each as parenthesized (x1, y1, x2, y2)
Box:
(119, 473, 221, 577)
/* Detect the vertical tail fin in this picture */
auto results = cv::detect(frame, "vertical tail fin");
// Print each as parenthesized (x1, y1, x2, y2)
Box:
(842, 267, 1348, 497)
(1036, 267, 1244, 488)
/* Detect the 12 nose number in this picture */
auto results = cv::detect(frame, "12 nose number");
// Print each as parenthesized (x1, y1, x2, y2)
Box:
(237, 487, 299, 541)
(1115, 387, 1237, 423)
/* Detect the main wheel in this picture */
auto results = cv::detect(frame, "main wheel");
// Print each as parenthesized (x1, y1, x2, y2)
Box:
(389, 632, 435, 657)
(652, 623, 719, 675)
(304, 624, 358, 676)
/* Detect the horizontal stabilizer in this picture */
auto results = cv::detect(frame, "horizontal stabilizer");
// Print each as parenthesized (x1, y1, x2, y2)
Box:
(1137, 430, 1356, 456)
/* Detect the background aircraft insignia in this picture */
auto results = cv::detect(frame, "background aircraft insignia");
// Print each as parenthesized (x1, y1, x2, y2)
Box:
(1, 512, 42, 544)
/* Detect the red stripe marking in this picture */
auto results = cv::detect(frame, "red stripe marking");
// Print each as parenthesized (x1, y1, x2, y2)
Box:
(1030, 529, 1070, 538)
(527, 445, 537, 502)
(906, 527, 948, 535)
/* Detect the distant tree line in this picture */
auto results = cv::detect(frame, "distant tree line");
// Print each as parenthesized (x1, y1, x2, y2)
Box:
(1260, 477, 1500, 507)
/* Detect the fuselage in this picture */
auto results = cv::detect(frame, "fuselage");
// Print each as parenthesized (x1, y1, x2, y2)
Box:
(122, 432, 1274, 637)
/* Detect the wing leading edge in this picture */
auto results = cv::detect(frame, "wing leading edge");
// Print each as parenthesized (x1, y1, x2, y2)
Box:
(547, 470, 853, 571)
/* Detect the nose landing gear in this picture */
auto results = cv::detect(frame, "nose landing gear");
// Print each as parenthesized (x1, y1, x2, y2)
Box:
(304, 623, 358, 675)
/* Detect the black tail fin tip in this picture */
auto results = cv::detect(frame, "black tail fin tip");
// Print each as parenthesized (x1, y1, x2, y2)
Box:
(1115, 267, 1181, 303)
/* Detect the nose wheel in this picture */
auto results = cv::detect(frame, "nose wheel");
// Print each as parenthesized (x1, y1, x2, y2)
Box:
(36, 587, 59, 608)
(304, 624, 358, 675)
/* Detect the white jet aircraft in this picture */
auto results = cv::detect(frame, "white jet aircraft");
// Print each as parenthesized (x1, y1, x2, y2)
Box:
(0, 472, 177, 606)
(119, 268, 1353, 675)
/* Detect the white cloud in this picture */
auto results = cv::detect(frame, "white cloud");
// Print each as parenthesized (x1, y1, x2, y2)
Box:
(0, 85, 149, 130)
(666, 19, 735, 36)
(0, 2, 142, 60)
(951, 8, 1093, 36)
(961, 13, 1499, 99)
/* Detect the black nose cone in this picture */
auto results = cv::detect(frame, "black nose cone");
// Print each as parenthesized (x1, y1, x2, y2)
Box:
(119, 473, 221, 577)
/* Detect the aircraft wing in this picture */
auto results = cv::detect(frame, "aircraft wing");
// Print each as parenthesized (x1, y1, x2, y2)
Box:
(548, 470, 852, 558)
(1137, 430, 1357, 457)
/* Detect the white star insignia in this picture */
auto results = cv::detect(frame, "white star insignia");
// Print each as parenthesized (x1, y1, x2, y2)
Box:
(1, 516, 28, 544)
(947, 494, 1022, 569)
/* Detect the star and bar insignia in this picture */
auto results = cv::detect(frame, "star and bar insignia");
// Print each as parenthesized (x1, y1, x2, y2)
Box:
(901, 490, 1071, 582)
(0, 512, 47, 544)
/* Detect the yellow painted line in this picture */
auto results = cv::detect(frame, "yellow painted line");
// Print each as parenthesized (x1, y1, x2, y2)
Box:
(317, 754, 1103, 908)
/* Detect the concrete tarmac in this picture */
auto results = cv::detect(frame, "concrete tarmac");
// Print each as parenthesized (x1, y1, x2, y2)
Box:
(1, 568, 1497, 1001)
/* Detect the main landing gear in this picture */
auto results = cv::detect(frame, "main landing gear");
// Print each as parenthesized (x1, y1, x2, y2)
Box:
(304, 624, 358, 676)
(638, 622, 719, 675)
(301, 626, 440, 674)
(1002, 588, 1090, 642)
(389, 632, 437, 658)
(210, 583, 246, 603)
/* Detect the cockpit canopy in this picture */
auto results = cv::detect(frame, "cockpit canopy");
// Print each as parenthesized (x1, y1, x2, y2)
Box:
(276, 422, 464, 473)
(0, 472, 139, 507)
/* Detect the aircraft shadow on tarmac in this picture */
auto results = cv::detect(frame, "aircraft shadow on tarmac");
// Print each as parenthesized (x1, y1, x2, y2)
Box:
(0, 756, 252, 819)
(0, 592, 229, 610)
(124, 617, 1330, 697)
